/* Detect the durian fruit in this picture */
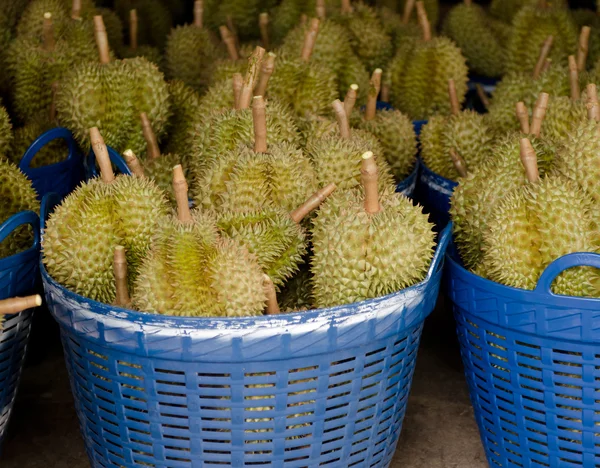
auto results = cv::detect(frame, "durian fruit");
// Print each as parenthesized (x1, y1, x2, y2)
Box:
(279, 266, 313, 312)
(0, 158, 39, 259)
(377, 3, 422, 55)
(121, 9, 162, 66)
(397, 0, 439, 27)
(133, 166, 268, 317)
(489, 0, 527, 23)
(96, 7, 125, 57)
(0, 103, 12, 156)
(43, 128, 169, 303)
(162, 80, 201, 156)
(389, 2, 468, 121)
(0, 295, 42, 329)
(16, 0, 97, 39)
(311, 151, 435, 308)
(114, 0, 172, 50)
(481, 138, 599, 297)
(442, 0, 506, 78)
(164, 1, 220, 93)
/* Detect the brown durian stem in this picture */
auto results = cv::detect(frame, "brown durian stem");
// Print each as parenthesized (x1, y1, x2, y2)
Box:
(129, 9, 138, 50)
(0, 295, 42, 315)
(173, 165, 192, 223)
(475, 84, 489, 109)
(71, 0, 81, 20)
(113, 246, 131, 308)
(448, 78, 460, 116)
(365, 69, 382, 121)
(568, 55, 580, 101)
(232, 73, 243, 110)
(226, 15, 240, 51)
(361, 151, 380, 214)
(259, 13, 269, 49)
(254, 52, 276, 96)
(516, 102, 530, 134)
(332, 99, 351, 139)
(193, 0, 203, 28)
(530, 92, 549, 137)
(252, 96, 268, 153)
(263, 275, 280, 315)
(239, 46, 266, 110)
(49, 81, 59, 123)
(90, 127, 114, 183)
(415, 1, 431, 42)
(344, 84, 359, 116)
(519, 138, 540, 183)
(289, 183, 337, 223)
(402, 0, 416, 24)
(577, 26, 591, 72)
(341, 0, 353, 13)
(220, 25, 239, 60)
(140, 112, 161, 160)
(94, 16, 111, 64)
(123, 149, 146, 178)
(43, 13, 55, 52)
(532, 36, 553, 79)
(301, 18, 320, 62)
(380, 82, 390, 103)
(586, 83, 600, 121)
(316, 0, 326, 18)
(449, 149, 468, 178)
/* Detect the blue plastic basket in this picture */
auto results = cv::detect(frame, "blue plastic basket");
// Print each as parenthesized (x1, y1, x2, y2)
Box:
(468, 76, 499, 94)
(19, 127, 85, 200)
(0, 211, 41, 447)
(415, 159, 457, 229)
(40, 191, 452, 467)
(413, 120, 427, 137)
(447, 248, 600, 467)
(395, 161, 419, 198)
(84, 146, 132, 181)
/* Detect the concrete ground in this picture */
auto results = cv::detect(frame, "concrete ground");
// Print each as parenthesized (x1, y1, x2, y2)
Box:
(0, 295, 487, 468)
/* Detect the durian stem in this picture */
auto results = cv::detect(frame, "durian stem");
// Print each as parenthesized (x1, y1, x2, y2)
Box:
(49, 81, 59, 123)
(0, 295, 42, 315)
(259, 13, 270, 50)
(43, 13, 55, 52)
(301, 18, 320, 62)
(380, 82, 390, 102)
(193, 0, 203, 28)
(475, 84, 489, 109)
(449, 149, 468, 178)
(344, 84, 359, 117)
(361, 152, 380, 214)
(577, 26, 591, 72)
(113, 246, 131, 308)
(232, 73, 243, 110)
(71, 0, 81, 20)
(173, 165, 192, 223)
(532, 36, 553, 79)
(530, 92, 549, 137)
(252, 96, 268, 153)
(448, 79, 460, 116)
(541, 58, 552, 74)
(332, 99, 351, 139)
(341, 0, 353, 14)
(263, 275, 280, 315)
(254, 52, 276, 96)
(129, 9, 138, 50)
(140, 112, 161, 160)
(586, 83, 600, 121)
(220, 25, 239, 61)
(90, 127, 115, 183)
(123, 149, 146, 178)
(316, 0, 326, 18)
(239, 46, 266, 110)
(516, 102, 530, 134)
(402, 0, 416, 24)
(226, 15, 240, 51)
(290, 183, 337, 223)
(519, 138, 540, 183)
(365, 69, 382, 121)
(568, 55, 580, 101)
(93, 16, 111, 65)
(415, 1, 431, 42)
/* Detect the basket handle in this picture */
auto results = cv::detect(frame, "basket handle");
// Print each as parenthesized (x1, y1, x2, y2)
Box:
(19, 127, 79, 171)
(0, 211, 40, 252)
(85, 145, 132, 180)
(535, 252, 600, 294)
(40, 192, 62, 232)
(426, 222, 453, 281)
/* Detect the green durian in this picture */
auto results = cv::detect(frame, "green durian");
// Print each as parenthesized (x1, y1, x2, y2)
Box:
(162, 80, 202, 157)
(97, 7, 125, 57)
(11, 117, 68, 168)
(0, 104, 12, 156)
(0, 0, 34, 32)
(396, 0, 439, 27)
(210, 44, 259, 85)
(490, 0, 568, 24)
(16, 0, 96, 39)
(542, 96, 587, 144)
(279, 266, 313, 312)
(115, 0, 172, 49)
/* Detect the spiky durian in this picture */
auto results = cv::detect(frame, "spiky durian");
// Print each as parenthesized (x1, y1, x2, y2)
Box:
(120, 10, 162, 65)
(114, 0, 171, 49)
(162, 80, 201, 157)
(16, 0, 96, 39)
(97, 7, 125, 57)
(0, 104, 12, 156)
(279, 266, 313, 312)
(397, 0, 439, 27)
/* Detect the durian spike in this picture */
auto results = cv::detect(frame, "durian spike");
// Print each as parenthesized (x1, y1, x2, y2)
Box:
(532, 36, 553, 79)
(516, 102, 530, 134)
(0, 295, 42, 315)
(226, 16, 240, 51)
(232, 73, 243, 110)
(568, 55, 580, 101)
(301, 18, 320, 62)
(530, 92, 549, 137)
(172, 165, 192, 223)
(252, 96, 268, 153)
(113, 246, 131, 308)
(239, 46, 266, 110)
(541, 58, 552, 74)
(193, 0, 203, 28)
(259, 13, 269, 50)
(220, 26, 239, 61)
(332, 99, 351, 139)
(140, 112, 161, 160)
(93, 16, 111, 65)
(123, 149, 146, 178)
(316, 0, 326, 18)
(577, 26, 591, 72)
(448, 79, 460, 116)
(361, 151, 380, 214)
(586, 83, 600, 121)
(129, 9, 138, 50)
(341, 0, 353, 14)
(365, 69, 382, 121)
(90, 127, 114, 183)
(449, 149, 468, 178)
(415, 1, 431, 42)
(289, 183, 337, 223)
(262, 274, 280, 315)
(49, 81, 59, 123)
(300, 14, 308, 26)
(72, 0, 81, 20)
(254, 52, 276, 96)
(519, 138, 540, 183)
(43, 13, 55, 52)
(344, 84, 359, 116)
(402, 0, 416, 24)
(475, 84, 490, 110)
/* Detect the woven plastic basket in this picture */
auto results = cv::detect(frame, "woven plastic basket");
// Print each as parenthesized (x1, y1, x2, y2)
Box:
(395, 161, 419, 198)
(0, 211, 40, 447)
(415, 160, 457, 229)
(447, 249, 600, 467)
(19, 127, 85, 200)
(40, 192, 452, 467)
(84, 146, 132, 180)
